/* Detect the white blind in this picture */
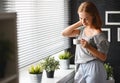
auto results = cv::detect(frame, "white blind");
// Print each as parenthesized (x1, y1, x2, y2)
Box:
(1, 0, 70, 68)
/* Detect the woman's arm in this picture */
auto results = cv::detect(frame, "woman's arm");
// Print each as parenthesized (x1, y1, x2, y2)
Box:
(80, 39, 107, 61)
(86, 44, 107, 61)
(62, 21, 82, 37)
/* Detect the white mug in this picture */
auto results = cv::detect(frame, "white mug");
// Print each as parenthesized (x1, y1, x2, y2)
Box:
(73, 39, 80, 45)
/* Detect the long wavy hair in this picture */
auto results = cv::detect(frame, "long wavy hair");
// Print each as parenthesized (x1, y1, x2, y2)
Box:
(78, 1, 102, 29)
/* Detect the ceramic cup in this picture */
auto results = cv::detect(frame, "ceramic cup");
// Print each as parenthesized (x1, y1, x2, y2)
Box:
(73, 39, 80, 45)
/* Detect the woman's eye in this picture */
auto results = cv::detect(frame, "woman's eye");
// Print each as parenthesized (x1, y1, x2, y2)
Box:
(85, 18, 88, 20)
(80, 18, 82, 20)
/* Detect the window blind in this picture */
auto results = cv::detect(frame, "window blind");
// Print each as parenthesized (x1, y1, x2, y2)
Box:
(1, 0, 70, 68)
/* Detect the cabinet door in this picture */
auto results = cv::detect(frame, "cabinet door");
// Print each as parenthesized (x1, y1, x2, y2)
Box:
(0, 13, 18, 83)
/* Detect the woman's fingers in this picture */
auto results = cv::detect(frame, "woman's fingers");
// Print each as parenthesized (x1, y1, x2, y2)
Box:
(80, 39, 88, 48)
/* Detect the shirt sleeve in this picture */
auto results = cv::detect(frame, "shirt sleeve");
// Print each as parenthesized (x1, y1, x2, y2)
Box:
(94, 33, 110, 55)
(77, 26, 85, 37)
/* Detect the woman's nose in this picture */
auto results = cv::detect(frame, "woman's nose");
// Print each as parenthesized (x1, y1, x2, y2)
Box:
(82, 19, 85, 23)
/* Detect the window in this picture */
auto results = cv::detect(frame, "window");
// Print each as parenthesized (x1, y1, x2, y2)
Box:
(1, 0, 70, 68)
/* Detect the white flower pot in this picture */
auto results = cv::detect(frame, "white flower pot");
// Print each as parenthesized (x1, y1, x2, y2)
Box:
(107, 77, 115, 83)
(29, 73, 42, 83)
(106, 80, 115, 83)
(59, 59, 70, 69)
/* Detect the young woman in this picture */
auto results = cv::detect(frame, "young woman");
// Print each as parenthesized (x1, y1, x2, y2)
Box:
(62, 1, 109, 83)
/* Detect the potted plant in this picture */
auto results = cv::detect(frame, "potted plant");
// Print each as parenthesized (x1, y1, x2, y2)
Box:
(59, 51, 72, 69)
(28, 63, 43, 83)
(104, 63, 115, 83)
(0, 37, 13, 78)
(41, 56, 59, 78)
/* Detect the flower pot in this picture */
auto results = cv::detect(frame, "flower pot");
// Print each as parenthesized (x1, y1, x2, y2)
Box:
(107, 77, 115, 83)
(29, 73, 42, 83)
(106, 80, 115, 83)
(46, 71, 54, 78)
(59, 59, 70, 69)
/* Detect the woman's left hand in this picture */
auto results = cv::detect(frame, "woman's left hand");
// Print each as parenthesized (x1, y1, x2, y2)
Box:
(80, 39, 90, 48)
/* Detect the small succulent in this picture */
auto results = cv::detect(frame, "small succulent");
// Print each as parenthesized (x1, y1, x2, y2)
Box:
(28, 63, 43, 74)
(59, 51, 72, 59)
(104, 63, 113, 80)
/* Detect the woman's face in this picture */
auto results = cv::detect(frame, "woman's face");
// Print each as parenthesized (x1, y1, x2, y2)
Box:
(78, 12, 93, 27)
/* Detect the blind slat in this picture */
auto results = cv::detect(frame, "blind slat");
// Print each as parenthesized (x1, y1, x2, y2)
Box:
(1, 0, 70, 68)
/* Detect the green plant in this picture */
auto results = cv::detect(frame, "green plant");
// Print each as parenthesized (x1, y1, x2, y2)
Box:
(59, 51, 72, 59)
(41, 56, 59, 72)
(104, 63, 113, 80)
(28, 63, 43, 74)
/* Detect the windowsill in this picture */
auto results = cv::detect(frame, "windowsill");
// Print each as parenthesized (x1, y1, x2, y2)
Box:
(19, 65, 75, 83)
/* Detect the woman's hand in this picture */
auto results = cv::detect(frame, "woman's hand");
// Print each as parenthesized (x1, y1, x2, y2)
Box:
(80, 39, 90, 48)
(80, 39, 107, 61)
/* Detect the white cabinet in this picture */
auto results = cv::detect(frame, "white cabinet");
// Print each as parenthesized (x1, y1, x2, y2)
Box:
(0, 12, 18, 83)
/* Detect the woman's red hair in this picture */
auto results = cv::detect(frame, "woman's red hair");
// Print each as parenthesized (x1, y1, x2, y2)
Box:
(78, 1, 102, 29)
